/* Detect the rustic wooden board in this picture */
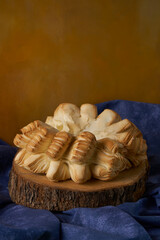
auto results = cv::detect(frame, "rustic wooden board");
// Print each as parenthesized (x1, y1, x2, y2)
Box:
(8, 160, 149, 211)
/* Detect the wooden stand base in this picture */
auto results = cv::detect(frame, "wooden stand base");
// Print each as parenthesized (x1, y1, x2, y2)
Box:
(8, 161, 149, 211)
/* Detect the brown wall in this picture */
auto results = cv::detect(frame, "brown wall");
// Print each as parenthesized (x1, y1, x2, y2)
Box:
(0, 0, 160, 144)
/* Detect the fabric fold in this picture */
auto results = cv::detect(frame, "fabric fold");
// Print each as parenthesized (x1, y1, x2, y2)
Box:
(0, 100, 160, 240)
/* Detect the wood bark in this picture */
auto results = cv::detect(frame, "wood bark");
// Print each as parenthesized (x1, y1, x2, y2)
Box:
(8, 161, 149, 211)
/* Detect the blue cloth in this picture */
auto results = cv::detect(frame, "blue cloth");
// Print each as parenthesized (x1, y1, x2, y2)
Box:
(0, 100, 160, 240)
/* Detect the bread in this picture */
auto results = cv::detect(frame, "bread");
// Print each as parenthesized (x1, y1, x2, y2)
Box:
(13, 103, 148, 183)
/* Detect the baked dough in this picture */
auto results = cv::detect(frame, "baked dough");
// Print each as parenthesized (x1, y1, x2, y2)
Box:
(13, 103, 148, 183)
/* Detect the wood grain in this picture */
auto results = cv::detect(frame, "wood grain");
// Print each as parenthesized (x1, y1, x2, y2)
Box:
(8, 160, 149, 211)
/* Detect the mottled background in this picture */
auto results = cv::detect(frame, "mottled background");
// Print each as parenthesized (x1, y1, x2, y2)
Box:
(0, 0, 160, 144)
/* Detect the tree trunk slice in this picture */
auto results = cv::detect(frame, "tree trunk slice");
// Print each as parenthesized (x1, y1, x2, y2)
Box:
(8, 160, 149, 211)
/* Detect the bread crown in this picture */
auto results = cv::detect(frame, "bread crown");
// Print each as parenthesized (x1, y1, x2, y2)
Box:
(13, 103, 148, 183)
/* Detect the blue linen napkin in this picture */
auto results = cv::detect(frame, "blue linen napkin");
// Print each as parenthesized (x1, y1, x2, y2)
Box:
(0, 100, 160, 240)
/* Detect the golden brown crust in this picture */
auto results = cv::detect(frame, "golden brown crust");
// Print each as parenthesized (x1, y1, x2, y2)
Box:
(69, 132, 96, 164)
(13, 103, 148, 183)
(14, 121, 58, 154)
(97, 138, 127, 155)
(13, 134, 30, 148)
(92, 149, 131, 180)
(21, 120, 43, 134)
(46, 131, 72, 159)
(46, 160, 70, 181)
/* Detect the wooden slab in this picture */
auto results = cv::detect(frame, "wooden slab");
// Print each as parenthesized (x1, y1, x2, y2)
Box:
(8, 160, 149, 211)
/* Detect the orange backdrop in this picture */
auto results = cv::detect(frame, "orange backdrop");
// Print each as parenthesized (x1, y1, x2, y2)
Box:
(0, 0, 160, 144)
